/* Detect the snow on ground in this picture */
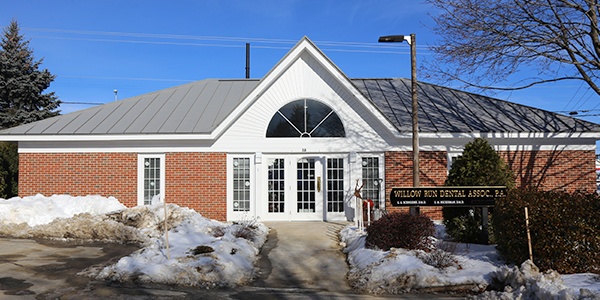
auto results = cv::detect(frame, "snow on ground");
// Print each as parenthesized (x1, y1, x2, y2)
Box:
(340, 225, 600, 299)
(0, 194, 268, 288)
(1, 194, 598, 296)
(0, 194, 126, 226)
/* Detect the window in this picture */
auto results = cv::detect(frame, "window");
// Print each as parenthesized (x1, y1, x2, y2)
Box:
(362, 157, 381, 208)
(268, 158, 285, 213)
(232, 158, 251, 212)
(138, 154, 165, 206)
(266, 99, 345, 137)
(327, 158, 344, 212)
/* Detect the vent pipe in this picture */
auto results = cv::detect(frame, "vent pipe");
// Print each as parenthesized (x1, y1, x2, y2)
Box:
(245, 43, 250, 79)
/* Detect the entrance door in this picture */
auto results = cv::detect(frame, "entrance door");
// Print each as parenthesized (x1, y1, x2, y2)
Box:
(294, 157, 323, 220)
(265, 156, 324, 221)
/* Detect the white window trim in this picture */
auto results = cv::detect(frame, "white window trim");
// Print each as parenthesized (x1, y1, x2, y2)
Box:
(137, 154, 166, 206)
(227, 154, 256, 221)
(358, 153, 385, 208)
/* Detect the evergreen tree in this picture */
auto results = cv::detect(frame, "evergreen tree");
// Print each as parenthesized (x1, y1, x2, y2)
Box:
(0, 142, 17, 198)
(0, 20, 60, 129)
(0, 20, 61, 198)
(443, 138, 515, 244)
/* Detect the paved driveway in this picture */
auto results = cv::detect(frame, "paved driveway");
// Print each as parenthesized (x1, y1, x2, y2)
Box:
(0, 226, 461, 299)
(253, 221, 351, 292)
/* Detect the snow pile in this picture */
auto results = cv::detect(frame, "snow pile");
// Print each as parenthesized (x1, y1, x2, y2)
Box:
(341, 225, 600, 299)
(474, 261, 600, 300)
(82, 204, 269, 287)
(0, 195, 269, 288)
(340, 225, 495, 294)
(0, 194, 126, 226)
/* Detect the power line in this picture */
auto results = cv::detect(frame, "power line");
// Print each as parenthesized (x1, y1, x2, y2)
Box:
(24, 27, 432, 54)
(573, 88, 595, 111)
(561, 81, 583, 111)
(58, 75, 194, 82)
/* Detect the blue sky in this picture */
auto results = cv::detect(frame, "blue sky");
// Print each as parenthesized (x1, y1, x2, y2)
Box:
(2, 0, 600, 125)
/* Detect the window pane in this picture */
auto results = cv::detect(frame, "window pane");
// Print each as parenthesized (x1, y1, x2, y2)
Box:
(232, 158, 251, 212)
(268, 158, 285, 213)
(362, 157, 380, 209)
(327, 158, 344, 212)
(143, 157, 161, 205)
(266, 99, 345, 138)
(297, 158, 316, 213)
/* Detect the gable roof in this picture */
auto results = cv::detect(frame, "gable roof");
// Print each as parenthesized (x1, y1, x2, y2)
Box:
(2, 77, 598, 140)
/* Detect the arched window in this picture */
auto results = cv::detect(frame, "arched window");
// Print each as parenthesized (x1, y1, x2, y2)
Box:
(266, 99, 345, 138)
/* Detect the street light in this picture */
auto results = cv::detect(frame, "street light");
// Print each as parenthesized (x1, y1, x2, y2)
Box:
(379, 34, 420, 215)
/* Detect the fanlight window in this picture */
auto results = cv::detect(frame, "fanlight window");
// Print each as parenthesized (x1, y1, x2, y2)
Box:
(266, 99, 345, 138)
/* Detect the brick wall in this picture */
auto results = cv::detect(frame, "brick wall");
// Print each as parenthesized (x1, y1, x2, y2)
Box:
(499, 149, 596, 193)
(384, 151, 447, 220)
(165, 152, 227, 220)
(19, 153, 138, 206)
(19, 148, 595, 223)
(383, 149, 597, 220)
(19, 152, 229, 221)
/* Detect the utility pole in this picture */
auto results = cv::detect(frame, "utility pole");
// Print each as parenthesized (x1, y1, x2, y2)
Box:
(378, 33, 420, 215)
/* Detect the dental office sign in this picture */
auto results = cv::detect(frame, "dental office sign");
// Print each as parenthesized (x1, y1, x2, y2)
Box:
(390, 186, 507, 207)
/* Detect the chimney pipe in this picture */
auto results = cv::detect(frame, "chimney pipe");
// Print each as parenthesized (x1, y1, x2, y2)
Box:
(245, 43, 250, 79)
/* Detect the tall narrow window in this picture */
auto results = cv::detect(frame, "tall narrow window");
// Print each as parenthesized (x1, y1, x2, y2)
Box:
(268, 158, 285, 213)
(233, 158, 251, 212)
(138, 154, 165, 206)
(327, 158, 344, 212)
(266, 99, 345, 137)
(362, 157, 381, 208)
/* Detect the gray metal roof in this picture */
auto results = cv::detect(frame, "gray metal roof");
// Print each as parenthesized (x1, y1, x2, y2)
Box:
(1, 79, 260, 135)
(1, 78, 599, 136)
(353, 78, 600, 133)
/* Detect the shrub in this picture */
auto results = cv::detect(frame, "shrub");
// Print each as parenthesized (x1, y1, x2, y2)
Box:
(494, 188, 600, 274)
(365, 212, 435, 251)
(443, 138, 514, 244)
(419, 249, 458, 269)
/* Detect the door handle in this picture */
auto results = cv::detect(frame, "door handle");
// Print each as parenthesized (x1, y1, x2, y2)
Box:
(317, 176, 321, 192)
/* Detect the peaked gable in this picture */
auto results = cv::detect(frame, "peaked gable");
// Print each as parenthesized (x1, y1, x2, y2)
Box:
(209, 37, 401, 140)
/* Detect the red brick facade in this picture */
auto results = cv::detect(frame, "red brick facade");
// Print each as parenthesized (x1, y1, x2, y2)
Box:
(19, 149, 596, 222)
(165, 152, 227, 220)
(19, 153, 138, 206)
(499, 149, 596, 193)
(19, 152, 228, 220)
(384, 149, 597, 220)
(384, 151, 448, 220)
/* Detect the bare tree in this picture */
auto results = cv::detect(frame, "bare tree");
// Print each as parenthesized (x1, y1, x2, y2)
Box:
(426, 0, 600, 96)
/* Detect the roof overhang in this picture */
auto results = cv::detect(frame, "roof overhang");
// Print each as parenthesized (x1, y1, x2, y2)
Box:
(0, 133, 215, 142)
(418, 132, 600, 139)
(4, 131, 599, 144)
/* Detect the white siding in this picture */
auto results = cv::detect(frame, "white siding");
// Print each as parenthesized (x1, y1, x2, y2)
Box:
(215, 52, 392, 154)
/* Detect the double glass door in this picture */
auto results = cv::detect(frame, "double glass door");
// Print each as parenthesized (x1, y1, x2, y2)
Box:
(266, 155, 345, 221)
